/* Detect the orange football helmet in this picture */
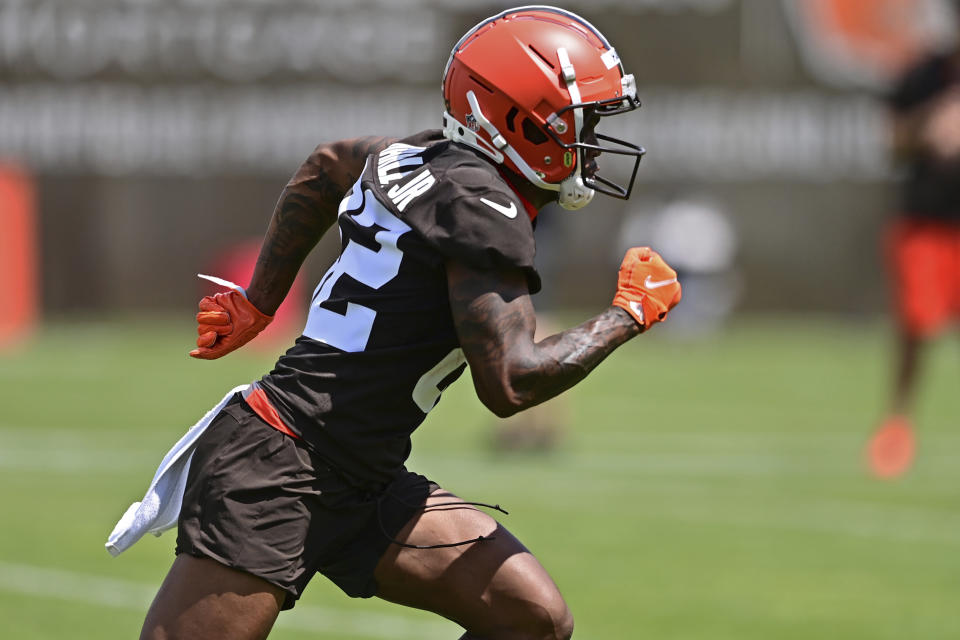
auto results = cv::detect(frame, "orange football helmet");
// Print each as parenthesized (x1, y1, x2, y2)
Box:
(442, 5, 644, 210)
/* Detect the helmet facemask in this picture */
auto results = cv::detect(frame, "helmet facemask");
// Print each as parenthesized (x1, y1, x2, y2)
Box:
(541, 49, 644, 210)
(546, 91, 646, 206)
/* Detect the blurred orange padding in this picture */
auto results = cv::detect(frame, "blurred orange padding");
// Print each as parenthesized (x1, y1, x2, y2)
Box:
(0, 164, 38, 348)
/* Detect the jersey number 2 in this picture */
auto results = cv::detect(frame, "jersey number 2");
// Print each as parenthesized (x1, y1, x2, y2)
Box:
(303, 187, 410, 352)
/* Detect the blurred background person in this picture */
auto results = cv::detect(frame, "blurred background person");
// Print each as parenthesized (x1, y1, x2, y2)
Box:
(616, 195, 742, 336)
(867, 0, 960, 479)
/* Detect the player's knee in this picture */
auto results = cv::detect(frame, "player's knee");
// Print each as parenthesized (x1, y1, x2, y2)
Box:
(473, 591, 573, 640)
(524, 594, 574, 640)
(551, 604, 575, 640)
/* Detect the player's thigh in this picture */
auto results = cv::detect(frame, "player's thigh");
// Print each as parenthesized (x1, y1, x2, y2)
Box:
(141, 554, 285, 640)
(373, 490, 573, 639)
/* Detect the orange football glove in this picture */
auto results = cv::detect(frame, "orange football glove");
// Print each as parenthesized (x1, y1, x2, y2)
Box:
(189, 290, 273, 360)
(612, 247, 682, 331)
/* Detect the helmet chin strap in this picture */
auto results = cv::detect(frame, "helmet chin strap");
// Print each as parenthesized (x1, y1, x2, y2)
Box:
(556, 175, 594, 210)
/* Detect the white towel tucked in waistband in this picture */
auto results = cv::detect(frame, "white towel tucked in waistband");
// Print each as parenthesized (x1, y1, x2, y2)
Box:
(104, 384, 250, 557)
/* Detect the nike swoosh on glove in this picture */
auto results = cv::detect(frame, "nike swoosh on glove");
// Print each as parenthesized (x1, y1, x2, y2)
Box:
(612, 246, 682, 331)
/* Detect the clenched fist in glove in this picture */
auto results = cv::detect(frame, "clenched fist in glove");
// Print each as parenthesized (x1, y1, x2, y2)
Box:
(189, 290, 273, 360)
(612, 247, 682, 331)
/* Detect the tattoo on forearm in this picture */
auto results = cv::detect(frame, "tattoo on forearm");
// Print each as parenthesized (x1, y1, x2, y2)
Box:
(451, 267, 639, 412)
(247, 136, 395, 313)
(511, 307, 639, 404)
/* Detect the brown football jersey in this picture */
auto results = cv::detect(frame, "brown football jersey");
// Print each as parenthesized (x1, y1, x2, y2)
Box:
(257, 130, 540, 485)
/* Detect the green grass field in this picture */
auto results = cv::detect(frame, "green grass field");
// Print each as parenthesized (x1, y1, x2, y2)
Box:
(2, 314, 959, 639)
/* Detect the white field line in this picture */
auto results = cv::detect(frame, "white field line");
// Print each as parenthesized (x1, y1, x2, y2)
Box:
(413, 448, 960, 480)
(0, 447, 156, 472)
(577, 429, 960, 448)
(2, 426, 960, 481)
(638, 502, 960, 547)
(7, 425, 960, 448)
(0, 446, 851, 476)
(0, 562, 453, 639)
(8, 426, 960, 449)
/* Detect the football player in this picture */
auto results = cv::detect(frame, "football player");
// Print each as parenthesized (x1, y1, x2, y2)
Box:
(867, 1, 960, 479)
(139, 6, 681, 639)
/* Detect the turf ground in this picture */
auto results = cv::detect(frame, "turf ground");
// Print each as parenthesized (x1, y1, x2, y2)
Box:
(1, 314, 959, 639)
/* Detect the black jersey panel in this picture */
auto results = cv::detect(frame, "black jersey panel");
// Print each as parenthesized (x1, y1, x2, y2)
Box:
(887, 54, 960, 221)
(372, 134, 541, 293)
(259, 338, 465, 485)
(888, 53, 950, 112)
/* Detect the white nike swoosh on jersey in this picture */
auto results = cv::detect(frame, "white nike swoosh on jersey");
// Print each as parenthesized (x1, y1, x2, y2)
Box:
(644, 276, 678, 289)
(480, 197, 518, 219)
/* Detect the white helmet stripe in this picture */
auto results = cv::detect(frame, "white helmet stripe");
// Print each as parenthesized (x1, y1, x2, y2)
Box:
(553, 48, 595, 210)
(555, 47, 583, 145)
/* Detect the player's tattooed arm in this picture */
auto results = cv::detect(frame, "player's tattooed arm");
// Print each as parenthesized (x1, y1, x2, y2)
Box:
(447, 260, 641, 418)
(245, 136, 396, 314)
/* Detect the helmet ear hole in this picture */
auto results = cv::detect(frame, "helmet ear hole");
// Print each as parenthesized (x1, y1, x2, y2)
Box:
(521, 118, 548, 145)
(505, 107, 519, 133)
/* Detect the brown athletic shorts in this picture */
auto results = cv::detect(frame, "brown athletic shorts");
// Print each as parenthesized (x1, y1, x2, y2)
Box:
(175, 395, 436, 609)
